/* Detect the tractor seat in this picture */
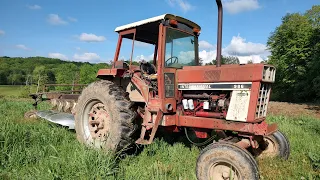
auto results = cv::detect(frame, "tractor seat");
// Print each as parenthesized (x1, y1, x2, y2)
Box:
(145, 74, 158, 80)
(140, 61, 157, 80)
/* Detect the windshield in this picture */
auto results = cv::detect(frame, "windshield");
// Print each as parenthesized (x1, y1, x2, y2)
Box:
(165, 27, 198, 68)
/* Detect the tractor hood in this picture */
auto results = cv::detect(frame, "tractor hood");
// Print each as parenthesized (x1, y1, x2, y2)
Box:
(176, 63, 275, 84)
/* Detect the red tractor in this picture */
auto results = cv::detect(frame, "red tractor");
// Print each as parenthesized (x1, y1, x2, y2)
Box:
(74, 0, 290, 179)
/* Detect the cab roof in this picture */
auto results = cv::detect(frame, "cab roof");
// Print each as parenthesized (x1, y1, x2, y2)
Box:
(114, 14, 201, 32)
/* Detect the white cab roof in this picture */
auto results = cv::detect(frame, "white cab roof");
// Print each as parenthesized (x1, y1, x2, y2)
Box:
(114, 14, 200, 32)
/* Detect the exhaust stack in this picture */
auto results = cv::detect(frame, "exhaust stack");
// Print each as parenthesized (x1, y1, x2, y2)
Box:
(216, 0, 223, 67)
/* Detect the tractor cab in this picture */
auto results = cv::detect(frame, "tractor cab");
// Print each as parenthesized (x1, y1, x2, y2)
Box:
(97, 14, 201, 77)
(97, 14, 203, 113)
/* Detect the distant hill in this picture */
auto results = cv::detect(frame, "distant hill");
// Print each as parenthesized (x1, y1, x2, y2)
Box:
(0, 56, 110, 85)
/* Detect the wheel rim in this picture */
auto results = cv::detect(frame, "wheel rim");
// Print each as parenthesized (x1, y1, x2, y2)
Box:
(82, 100, 111, 147)
(209, 161, 241, 180)
(260, 136, 279, 157)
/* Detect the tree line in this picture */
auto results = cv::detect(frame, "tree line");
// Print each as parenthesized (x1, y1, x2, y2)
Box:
(0, 57, 110, 90)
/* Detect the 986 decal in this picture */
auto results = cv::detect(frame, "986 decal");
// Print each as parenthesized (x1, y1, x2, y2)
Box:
(233, 84, 245, 89)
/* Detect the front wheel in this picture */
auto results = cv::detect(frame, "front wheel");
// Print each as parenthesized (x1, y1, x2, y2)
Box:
(196, 141, 259, 180)
(255, 130, 290, 160)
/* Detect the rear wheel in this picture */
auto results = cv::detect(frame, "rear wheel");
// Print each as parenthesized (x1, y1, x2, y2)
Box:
(196, 141, 259, 180)
(74, 80, 139, 152)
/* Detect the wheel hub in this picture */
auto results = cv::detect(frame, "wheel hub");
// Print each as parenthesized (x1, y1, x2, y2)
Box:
(261, 137, 278, 157)
(209, 162, 240, 180)
(88, 103, 110, 140)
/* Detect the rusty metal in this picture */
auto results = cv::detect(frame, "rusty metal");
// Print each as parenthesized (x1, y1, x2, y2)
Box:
(88, 103, 110, 140)
(176, 115, 276, 136)
(236, 138, 251, 149)
(195, 111, 224, 119)
(216, 0, 223, 67)
(177, 64, 267, 83)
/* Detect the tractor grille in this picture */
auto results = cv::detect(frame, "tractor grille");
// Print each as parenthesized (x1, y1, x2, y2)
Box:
(256, 83, 271, 118)
(204, 70, 221, 81)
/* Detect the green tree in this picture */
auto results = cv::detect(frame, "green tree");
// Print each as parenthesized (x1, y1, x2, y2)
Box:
(33, 65, 48, 93)
(8, 73, 23, 85)
(267, 5, 320, 102)
(55, 63, 79, 91)
(206, 55, 240, 65)
(79, 64, 96, 84)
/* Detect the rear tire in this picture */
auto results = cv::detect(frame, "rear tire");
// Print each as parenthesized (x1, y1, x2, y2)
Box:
(74, 80, 139, 152)
(196, 141, 259, 180)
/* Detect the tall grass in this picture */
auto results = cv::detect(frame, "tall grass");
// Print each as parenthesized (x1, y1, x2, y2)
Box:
(0, 99, 118, 179)
(0, 98, 319, 179)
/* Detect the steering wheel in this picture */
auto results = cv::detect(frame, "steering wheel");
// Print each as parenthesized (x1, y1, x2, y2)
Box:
(165, 56, 178, 66)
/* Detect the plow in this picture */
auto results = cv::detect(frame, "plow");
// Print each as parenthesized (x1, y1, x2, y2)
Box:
(24, 1, 290, 179)
(24, 83, 87, 129)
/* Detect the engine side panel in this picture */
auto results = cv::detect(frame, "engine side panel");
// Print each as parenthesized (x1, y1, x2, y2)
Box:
(226, 90, 251, 122)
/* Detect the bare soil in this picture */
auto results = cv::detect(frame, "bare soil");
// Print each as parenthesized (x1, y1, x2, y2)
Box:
(268, 101, 320, 119)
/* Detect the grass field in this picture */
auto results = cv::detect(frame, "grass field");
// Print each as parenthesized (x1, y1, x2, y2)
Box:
(0, 85, 38, 98)
(0, 98, 319, 179)
(0, 85, 24, 97)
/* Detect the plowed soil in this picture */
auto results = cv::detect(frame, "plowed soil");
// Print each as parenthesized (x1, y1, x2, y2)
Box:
(268, 101, 320, 119)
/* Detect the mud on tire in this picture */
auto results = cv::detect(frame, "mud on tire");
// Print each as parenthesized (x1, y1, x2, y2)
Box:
(196, 141, 259, 180)
(74, 80, 139, 152)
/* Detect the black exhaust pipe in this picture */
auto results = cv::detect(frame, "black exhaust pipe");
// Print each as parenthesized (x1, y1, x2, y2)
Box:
(216, 0, 223, 67)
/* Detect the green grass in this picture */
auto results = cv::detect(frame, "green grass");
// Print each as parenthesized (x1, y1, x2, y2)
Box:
(0, 98, 319, 179)
(0, 85, 24, 97)
(0, 85, 37, 98)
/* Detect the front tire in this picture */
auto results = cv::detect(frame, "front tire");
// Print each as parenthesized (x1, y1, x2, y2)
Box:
(74, 80, 138, 152)
(196, 141, 259, 180)
(256, 130, 290, 160)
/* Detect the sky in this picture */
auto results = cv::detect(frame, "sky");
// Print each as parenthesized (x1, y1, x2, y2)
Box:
(0, 0, 318, 64)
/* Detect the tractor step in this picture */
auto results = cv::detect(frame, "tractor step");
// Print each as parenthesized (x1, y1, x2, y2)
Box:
(135, 110, 163, 145)
(36, 110, 75, 129)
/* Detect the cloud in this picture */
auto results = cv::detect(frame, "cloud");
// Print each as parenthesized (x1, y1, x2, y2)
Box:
(199, 50, 217, 64)
(199, 40, 215, 50)
(223, 0, 260, 14)
(15, 44, 31, 50)
(0, 30, 5, 36)
(132, 35, 269, 65)
(166, 0, 194, 13)
(68, 17, 78, 22)
(27, 4, 41, 10)
(48, 53, 68, 60)
(47, 14, 68, 25)
(75, 47, 81, 50)
(224, 35, 267, 56)
(73, 53, 101, 62)
(78, 33, 106, 42)
(199, 34, 269, 64)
